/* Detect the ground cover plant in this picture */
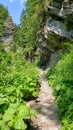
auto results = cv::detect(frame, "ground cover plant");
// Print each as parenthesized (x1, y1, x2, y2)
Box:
(0, 44, 40, 130)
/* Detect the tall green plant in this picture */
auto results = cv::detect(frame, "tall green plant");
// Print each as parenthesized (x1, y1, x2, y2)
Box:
(0, 4, 8, 37)
(0, 44, 40, 130)
(18, 0, 49, 60)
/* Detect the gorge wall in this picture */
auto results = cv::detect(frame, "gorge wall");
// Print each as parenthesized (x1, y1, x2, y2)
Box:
(2, 16, 14, 51)
(38, 0, 73, 67)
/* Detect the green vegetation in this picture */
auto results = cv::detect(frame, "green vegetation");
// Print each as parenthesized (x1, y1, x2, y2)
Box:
(65, 14, 73, 31)
(0, 0, 73, 129)
(0, 42, 40, 130)
(0, 4, 8, 37)
(18, 0, 49, 61)
(47, 42, 73, 130)
(0, 3, 40, 130)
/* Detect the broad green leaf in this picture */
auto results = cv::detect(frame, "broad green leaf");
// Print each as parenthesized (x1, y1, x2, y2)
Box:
(55, 85, 60, 91)
(32, 92, 38, 97)
(0, 120, 2, 126)
(3, 107, 15, 122)
(14, 118, 27, 130)
(8, 119, 14, 127)
(0, 114, 2, 120)
(29, 87, 34, 92)
(10, 102, 20, 108)
(8, 96, 16, 102)
(30, 82, 36, 87)
(5, 86, 16, 93)
(26, 77, 32, 82)
(1, 122, 10, 130)
(0, 98, 8, 105)
(18, 104, 30, 119)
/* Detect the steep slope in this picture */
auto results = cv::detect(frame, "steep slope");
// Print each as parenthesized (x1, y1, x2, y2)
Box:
(37, 0, 73, 66)
(0, 4, 14, 51)
(0, 4, 8, 37)
(2, 16, 14, 51)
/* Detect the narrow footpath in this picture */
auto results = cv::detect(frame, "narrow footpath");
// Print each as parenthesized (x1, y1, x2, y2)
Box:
(27, 69, 61, 130)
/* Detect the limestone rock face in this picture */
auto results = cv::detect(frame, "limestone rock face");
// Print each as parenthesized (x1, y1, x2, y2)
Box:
(2, 16, 14, 51)
(38, 0, 73, 66)
(48, 0, 73, 17)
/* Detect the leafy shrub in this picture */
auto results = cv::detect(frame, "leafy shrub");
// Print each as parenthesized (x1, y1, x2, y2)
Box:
(0, 47, 40, 130)
(0, 102, 35, 130)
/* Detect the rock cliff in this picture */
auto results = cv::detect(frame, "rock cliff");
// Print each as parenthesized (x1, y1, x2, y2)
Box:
(2, 16, 14, 51)
(38, 0, 73, 66)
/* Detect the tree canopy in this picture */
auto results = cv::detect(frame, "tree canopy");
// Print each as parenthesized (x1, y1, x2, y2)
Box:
(0, 4, 8, 37)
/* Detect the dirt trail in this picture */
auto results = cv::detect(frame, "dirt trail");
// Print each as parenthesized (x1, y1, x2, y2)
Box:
(27, 69, 61, 130)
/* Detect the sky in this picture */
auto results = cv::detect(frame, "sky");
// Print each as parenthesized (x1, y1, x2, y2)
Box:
(0, 0, 26, 25)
